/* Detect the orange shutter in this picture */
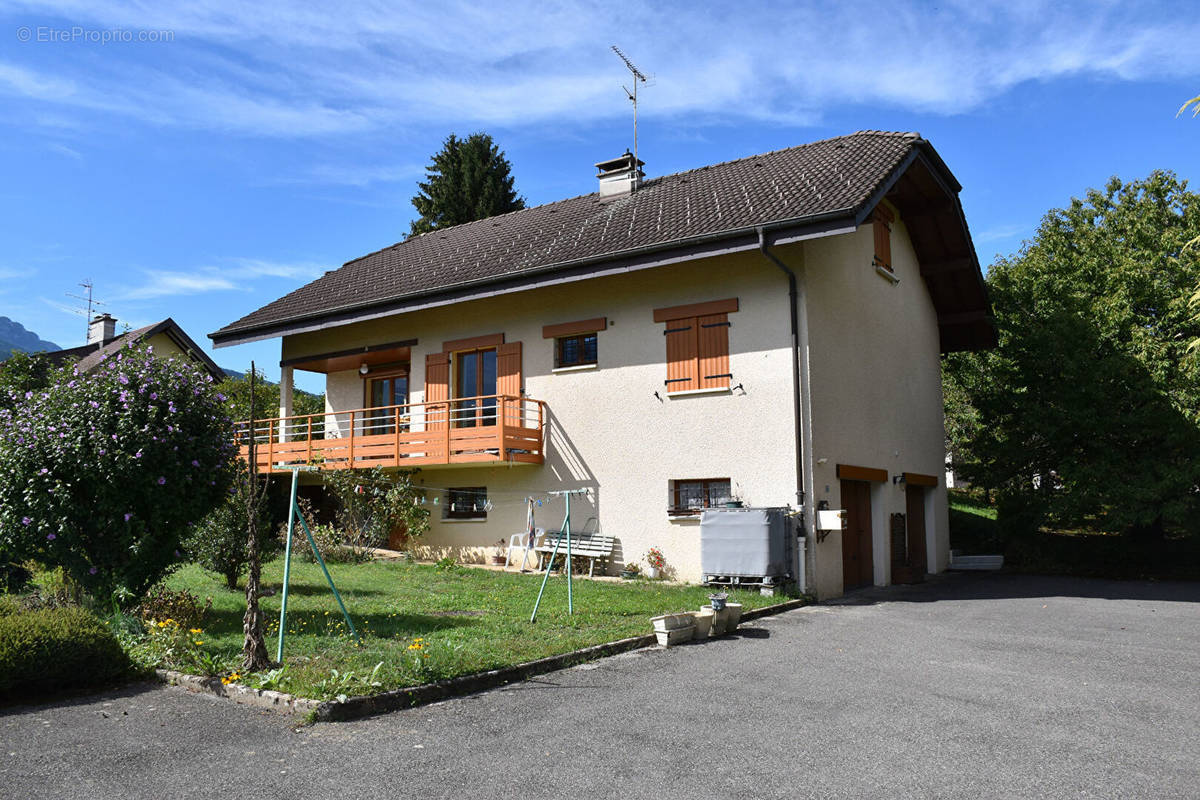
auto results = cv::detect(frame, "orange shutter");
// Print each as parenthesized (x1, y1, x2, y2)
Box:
(424, 352, 449, 430)
(664, 317, 699, 392)
(873, 207, 893, 271)
(697, 313, 731, 390)
(496, 341, 522, 426)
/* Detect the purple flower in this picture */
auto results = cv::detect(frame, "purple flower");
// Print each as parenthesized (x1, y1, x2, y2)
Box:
(21, 516, 31, 526)
(89, 400, 100, 409)
(46, 533, 56, 541)
(124, 512, 132, 522)
(89, 566, 98, 575)
(39, 467, 48, 475)
(150, 392, 157, 400)
(118, 374, 129, 385)
(191, 460, 200, 467)
(157, 476, 166, 485)
(99, 449, 106, 455)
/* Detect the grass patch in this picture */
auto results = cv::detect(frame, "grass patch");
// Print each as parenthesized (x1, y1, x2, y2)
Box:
(165, 560, 780, 700)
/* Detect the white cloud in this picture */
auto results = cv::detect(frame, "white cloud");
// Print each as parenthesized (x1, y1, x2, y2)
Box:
(2, 1, 1198, 141)
(116, 270, 239, 301)
(46, 142, 82, 160)
(231, 258, 327, 280)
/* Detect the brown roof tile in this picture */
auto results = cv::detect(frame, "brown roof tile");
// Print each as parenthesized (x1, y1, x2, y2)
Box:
(213, 131, 924, 341)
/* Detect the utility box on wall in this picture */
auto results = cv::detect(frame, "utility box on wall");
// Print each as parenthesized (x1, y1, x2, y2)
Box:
(817, 508, 847, 531)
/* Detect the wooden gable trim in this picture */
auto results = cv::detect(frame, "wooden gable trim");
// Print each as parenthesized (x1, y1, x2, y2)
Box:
(542, 317, 608, 339)
(903, 472, 938, 487)
(653, 297, 738, 323)
(442, 333, 504, 352)
(836, 463, 888, 483)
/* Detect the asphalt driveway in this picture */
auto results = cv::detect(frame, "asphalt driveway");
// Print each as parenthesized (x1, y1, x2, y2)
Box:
(3, 573, 1198, 799)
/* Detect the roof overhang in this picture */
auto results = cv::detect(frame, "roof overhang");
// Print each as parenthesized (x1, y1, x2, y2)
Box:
(211, 139, 995, 354)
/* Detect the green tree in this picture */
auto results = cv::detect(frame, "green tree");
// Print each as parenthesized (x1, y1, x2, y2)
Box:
(0, 351, 57, 410)
(409, 132, 525, 236)
(215, 368, 324, 424)
(944, 171, 1200, 540)
(0, 344, 235, 602)
(185, 462, 274, 590)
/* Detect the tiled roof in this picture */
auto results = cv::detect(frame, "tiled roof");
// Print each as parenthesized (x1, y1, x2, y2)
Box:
(50, 319, 226, 380)
(214, 131, 924, 341)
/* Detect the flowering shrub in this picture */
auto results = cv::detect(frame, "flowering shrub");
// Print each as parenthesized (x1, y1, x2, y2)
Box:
(644, 547, 666, 570)
(0, 343, 235, 602)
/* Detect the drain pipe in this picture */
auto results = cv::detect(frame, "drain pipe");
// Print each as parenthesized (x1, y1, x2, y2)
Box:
(758, 228, 815, 596)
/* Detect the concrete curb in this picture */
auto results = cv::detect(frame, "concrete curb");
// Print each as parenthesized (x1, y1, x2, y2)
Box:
(316, 596, 809, 722)
(156, 669, 320, 715)
(155, 597, 808, 722)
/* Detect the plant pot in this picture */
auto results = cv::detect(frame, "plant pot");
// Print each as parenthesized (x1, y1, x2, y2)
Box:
(490, 556, 507, 566)
(655, 625, 695, 647)
(650, 612, 695, 633)
(724, 501, 744, 508)
(646, 566, 661, 580)
(620, 570, 639, 579)
(702, 604, 729, 635)
(725, 602, 743, 632)
(692, 609, 714, 639)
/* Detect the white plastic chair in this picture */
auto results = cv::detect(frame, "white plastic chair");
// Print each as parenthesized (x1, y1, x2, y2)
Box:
(505, 527, 544, 570)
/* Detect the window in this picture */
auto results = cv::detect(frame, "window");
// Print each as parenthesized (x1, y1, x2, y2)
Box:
(364, 370, 408, 435)
(543, 317, 606, 370)
(555, 332, 597, 368)
(653, 298, 738, 392)
(443, 487, 488, 520)
(454, 348, 497, 428)
(872, 205, 894, 272)
(670, 478, 732, 515)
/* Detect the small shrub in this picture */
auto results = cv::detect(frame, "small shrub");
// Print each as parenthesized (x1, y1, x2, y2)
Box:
(0, 605, 134, 699)
(187, 462, 275, 589)
(124, 617, 218, 674)
(136, 585, 211, 631)
(0, 561, 32, 594)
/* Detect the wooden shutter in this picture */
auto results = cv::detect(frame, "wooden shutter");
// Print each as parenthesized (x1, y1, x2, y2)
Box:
(664, 318, 699, 391)
(873, 206, 893, 271)
(496, 341, 522, 426)
(697, 312, 731, 390)
(424, 352, 449, 430)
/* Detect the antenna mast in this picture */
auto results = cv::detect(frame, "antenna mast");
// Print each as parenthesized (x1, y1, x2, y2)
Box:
(611, 45, 648, 169)
(65, 280, 106, 339)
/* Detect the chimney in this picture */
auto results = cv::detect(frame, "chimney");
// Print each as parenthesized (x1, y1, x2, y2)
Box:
(88, 313, 116, 345)
(595, 151, 644, 200)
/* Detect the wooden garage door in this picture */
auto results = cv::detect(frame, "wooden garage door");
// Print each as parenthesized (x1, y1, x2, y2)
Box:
(906, 484, 928, 576)
(840, 479, 874, 591)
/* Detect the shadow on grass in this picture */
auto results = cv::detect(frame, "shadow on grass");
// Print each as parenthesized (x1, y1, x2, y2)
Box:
(197, 606, 485, 638)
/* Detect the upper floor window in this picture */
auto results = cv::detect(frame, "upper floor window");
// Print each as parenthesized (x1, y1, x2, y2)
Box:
(556, 332, 597, 368)
(653, 298, 738, 393)
(543, 317, 607, 371)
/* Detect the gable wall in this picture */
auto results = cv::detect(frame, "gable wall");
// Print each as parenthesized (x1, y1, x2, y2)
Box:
(802, 213, 950, 598)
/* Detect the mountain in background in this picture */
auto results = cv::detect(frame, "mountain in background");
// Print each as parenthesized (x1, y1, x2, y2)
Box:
(0, 317, 62, 359)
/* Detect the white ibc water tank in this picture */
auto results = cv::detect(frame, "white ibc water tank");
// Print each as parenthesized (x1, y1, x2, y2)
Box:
(700, 507, 792, 580)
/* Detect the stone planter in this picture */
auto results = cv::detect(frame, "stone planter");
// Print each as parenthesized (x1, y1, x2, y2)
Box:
(650, 612, 695, 633)
(692, 609, 714, 639)
(655, 625, 696, 647)
(725, 602, 743, 632)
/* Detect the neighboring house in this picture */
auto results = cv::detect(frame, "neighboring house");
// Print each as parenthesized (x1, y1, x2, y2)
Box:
(211, 130, 995, 599)
(50, 314, 226, 382)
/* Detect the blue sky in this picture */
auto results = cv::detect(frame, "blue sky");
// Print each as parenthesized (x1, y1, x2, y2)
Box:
(1, 0, 1198, 392)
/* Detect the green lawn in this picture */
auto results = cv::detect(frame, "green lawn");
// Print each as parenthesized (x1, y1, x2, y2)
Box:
(166, 559, 781, 700)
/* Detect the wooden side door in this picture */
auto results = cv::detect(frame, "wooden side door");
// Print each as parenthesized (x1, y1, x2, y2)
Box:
(840, 479, 874, 591)
(905, 484, 928, 576)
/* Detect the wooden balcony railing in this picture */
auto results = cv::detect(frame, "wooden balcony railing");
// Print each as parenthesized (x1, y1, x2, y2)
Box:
(234, 394, 546, 473)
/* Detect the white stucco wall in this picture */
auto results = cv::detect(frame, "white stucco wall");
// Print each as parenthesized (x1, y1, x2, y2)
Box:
(801, 210, 951, 599)
(283, 251, 799, 582)
(277, 215, 951, 596)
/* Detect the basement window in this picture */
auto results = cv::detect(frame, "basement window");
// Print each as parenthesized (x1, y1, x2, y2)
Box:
(669, 478, 732, 516)
(443, 487, 488, 520)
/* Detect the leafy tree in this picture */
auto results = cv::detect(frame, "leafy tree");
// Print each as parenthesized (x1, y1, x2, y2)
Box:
(0, 351, 57, 411)
(322, 466, 430, 558)
(409, 132, 525, 236)
(185, 461, 273, 589)
(944, 172, 1200, 540)
(0, 344, 235, 602)
(215, 368, 324, 424)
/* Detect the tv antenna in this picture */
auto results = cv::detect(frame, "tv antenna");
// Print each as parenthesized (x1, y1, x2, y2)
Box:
(65, 280, 105, 339)
(611, 45, 649, 169)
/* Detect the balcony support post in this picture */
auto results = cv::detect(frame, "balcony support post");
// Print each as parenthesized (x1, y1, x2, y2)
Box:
(278, 366, 293, 443)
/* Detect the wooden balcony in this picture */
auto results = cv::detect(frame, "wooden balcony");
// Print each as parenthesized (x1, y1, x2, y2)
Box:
(235, 394, 546, 473)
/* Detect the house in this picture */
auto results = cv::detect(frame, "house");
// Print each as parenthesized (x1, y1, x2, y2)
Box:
(210, 130, 994, 599)
(50, 314, 226, 381)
